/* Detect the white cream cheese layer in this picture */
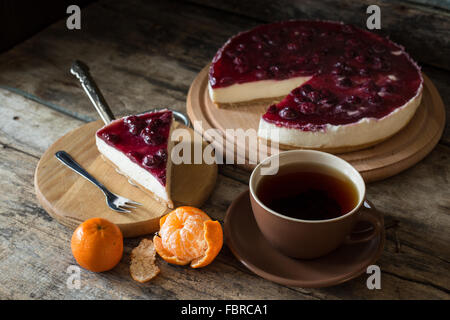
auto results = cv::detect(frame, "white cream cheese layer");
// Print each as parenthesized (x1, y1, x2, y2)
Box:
(209, 76, 312, 103)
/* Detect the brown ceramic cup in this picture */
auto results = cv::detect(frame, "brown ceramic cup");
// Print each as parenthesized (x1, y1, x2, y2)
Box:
(249, 150, 382, 259)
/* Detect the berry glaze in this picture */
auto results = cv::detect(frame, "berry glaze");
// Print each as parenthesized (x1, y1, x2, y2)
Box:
(96, 110, 172, 186)
(209, 20, 422, 131)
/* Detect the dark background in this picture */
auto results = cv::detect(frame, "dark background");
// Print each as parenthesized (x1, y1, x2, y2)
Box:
(0, 1, 92, 52)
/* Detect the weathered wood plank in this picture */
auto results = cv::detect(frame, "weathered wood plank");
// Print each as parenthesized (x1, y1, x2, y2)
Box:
(421, 65, 450, 143)
(0, 89, 85, 158)
(407, 0, 450, 10)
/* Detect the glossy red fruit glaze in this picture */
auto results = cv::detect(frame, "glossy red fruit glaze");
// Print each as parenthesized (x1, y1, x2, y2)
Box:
(97, 110, 172, 186)
(210, 20, 422, 131)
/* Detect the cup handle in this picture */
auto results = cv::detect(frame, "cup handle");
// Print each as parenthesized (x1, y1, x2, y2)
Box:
(344, 200, 384, 245)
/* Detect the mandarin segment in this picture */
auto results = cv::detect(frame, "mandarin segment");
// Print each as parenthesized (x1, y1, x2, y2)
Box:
(153, 235, 190, 265)
(154, 207, 223, 268)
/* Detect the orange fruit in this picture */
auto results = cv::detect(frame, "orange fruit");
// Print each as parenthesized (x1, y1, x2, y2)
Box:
(153, 206, 223, 268)
(71, 217, 123, 272)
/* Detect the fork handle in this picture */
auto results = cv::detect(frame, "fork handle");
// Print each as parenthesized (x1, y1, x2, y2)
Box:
(55, 151, 109, 194)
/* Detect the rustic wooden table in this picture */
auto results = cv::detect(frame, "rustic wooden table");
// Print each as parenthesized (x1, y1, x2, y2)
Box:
(0, 0, 449, 299)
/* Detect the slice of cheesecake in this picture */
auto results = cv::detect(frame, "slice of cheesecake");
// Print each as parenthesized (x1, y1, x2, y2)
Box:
(96, 109, 175, 208)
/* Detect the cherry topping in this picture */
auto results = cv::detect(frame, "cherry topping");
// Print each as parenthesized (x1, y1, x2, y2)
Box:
(371, 44, 386, 53)
(251, 34, 261, 42)
(359, 68, 371, 76)
(142, 132, 164, 146)
(267, 104, 277, 114)
(142, 149, 167, 169)
(255, 70, 267, 79)
(101, 133, 119, 143)
(337, 77, 352, 88)
(380, 61, 391, 72)
(346, 39, 359, 47)
(345, 95, 361, 105)
(269, 65, 280, 76)
(361, 80, 379, 94)
(299, 102, 317, 114)
(295, 56, 308, 66)
(334, 103, 354, 113)
(142, 154, 162, 168)
(126, 151, 142, 161)
(267, 38, 279, 46)
(146, 117, 163, 131)
(332, 62, 353, 76)
(219, 77, 233, 86)
(311, 53, 320, 64)
(371, 57, 383, 70)
(234, 56, 249, 74)
(236, 43, 246, 51)
(342, 25, 355, 34)
(158, 172, 166, 183)
(253, 42, 263, 50)
(156, 149, 168, 162)
(380, 84, 396, 93)
(368, 95, 383, 105)
(299, 84, 313, 97)
(345, 49, 357, 58)
(124, 115, 138, 126)
(319, 96, 337, 108)
(287, 43, 298, 51)
(279, 107, 299, 120)
(160, 112, 172, 124)
(124, 116, 145, 135)
(307, 90, 323, 102)
(355, 55, 366, 63)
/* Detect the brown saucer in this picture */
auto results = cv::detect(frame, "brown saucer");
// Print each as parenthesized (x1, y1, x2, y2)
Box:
(224, 190, 385, 288)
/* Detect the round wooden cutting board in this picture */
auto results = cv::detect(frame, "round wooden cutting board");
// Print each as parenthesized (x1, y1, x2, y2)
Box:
(187, 65, 445, 182)
(35, 120, 217, 238)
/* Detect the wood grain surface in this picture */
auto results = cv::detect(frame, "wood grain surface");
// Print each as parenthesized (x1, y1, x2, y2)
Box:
(34, 120, 217, 237)
(187, 66, 445, 181)
(0, 0, 449, 300)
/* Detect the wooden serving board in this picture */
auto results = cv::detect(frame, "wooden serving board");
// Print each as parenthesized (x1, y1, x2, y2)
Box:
(187, 65, 445, 182)
(34, 120, 217, 238)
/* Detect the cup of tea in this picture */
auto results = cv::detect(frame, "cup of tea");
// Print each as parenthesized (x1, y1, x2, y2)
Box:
(249, 150, 383, 259)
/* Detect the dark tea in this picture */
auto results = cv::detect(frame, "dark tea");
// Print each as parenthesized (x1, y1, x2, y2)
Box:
(256, 163, 359, 220)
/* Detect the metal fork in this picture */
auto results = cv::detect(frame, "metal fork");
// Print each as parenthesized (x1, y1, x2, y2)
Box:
(55, 150, 142, 213)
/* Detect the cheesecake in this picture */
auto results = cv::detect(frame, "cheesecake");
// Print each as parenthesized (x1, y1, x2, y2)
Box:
(208, 21, 423, 150)
(96, 110, 175, 208)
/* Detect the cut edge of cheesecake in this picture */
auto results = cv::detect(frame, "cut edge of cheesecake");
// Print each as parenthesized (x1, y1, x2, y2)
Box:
(257, 83, 423, 150)
(95, 114, 175, 209)
(208, 76, 312, 108)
